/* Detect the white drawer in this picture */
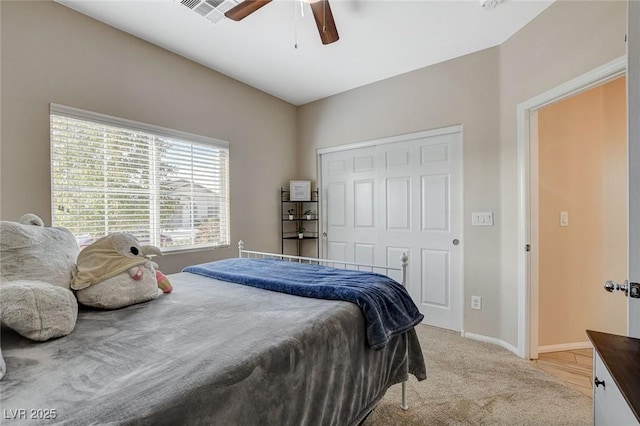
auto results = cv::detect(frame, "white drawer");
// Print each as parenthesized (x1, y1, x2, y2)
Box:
(594, 352, 639, 426)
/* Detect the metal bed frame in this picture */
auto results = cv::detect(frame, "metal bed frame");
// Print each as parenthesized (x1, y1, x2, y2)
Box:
(237, 240, 411, 411)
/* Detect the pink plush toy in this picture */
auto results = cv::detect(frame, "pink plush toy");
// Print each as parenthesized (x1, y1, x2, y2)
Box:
(127, 263, 172, 293)
(155, 270, 173, 293)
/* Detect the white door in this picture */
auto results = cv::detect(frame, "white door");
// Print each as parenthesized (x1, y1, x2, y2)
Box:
(320, 128, 463, 331)
(628, 0, 639, 338)
(321, 146, 378, 265)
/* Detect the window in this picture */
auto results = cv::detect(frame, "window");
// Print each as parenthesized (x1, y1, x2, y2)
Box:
(50, 104, 230, 252)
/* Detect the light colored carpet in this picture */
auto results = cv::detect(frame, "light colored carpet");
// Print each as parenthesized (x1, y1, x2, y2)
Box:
(363, 325, 592, 425)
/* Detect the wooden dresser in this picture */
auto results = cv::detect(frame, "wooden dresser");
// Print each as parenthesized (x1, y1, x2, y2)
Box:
(587, 330, 640, 425)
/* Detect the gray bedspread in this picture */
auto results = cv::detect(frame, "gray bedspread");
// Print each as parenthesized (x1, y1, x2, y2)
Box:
(1, 272, 426, 425)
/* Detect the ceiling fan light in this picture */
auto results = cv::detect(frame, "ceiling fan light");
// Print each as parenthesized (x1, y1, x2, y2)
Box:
(480, 0, 502, 10)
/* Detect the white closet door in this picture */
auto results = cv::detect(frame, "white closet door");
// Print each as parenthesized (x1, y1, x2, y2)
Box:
(320, 128, 463, 331)
(321, 146, 378, 265)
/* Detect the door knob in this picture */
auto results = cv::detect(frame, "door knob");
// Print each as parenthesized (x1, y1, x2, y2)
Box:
(603, 280, 628, 295)
(452, 239, 459, 246)
(604, 281, 617, 292)
(603, 280, 640, 298)
(322, 232, 328, 238)
(619, 281, 629, 294)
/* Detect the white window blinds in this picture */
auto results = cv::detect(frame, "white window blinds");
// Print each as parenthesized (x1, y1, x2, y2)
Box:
(50, 104, 230, 252)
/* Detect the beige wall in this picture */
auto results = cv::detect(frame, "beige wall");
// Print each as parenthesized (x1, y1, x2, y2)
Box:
(0, 1, 298, 273)
(538, 77, 627, 346)
(498, 0, 626, 345)
(298, 1, 627, 345)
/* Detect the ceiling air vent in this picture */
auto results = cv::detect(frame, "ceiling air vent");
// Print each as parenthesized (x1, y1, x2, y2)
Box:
(180, 0, 200, 9)
(178, 0, 239, 24)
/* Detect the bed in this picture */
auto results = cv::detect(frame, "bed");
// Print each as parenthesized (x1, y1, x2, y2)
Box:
(1, 242, 426, 425)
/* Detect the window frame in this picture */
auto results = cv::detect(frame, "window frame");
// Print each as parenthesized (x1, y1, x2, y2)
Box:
(50, 103, 230, 253)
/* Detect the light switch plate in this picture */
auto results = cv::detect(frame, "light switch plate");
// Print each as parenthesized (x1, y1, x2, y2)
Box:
(472, 212, 494, 226)
(560, 211, 569, 227)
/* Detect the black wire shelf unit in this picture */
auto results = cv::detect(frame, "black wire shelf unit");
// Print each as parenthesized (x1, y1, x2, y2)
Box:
(280, 187, 319, 257)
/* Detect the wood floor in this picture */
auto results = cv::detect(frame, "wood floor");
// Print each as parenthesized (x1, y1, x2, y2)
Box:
(534, 348, 594, 397)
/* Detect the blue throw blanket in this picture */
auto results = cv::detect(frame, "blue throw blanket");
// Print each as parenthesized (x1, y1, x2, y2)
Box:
(183, 258, 424, 349)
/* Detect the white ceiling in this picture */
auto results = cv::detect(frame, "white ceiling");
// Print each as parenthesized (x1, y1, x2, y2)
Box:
(55, 0, 554, 105)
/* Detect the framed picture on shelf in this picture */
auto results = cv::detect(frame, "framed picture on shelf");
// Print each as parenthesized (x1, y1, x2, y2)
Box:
(289, 180, 311, 201)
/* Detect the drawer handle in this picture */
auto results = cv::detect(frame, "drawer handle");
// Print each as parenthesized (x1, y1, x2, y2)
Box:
(594, 377, 606, 388)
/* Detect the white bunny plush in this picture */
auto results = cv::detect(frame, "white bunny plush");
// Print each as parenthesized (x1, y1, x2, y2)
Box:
(0, 214, 79, 343)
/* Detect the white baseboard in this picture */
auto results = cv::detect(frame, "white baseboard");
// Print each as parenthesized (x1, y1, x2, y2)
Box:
(461, 331, 520, 357)
(460, 338, 594, 357)
(537, 341, 592, 353)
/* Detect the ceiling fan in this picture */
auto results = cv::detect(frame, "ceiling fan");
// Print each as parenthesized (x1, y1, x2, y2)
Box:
(225, 0, 339, 45)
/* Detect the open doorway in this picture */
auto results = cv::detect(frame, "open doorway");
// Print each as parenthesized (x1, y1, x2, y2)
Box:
(525, 74, 628, 396)
(516, 56, 628, 360)
(534, 76, 628, 354)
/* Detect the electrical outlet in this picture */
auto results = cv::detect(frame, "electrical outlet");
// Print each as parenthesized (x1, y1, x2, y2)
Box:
(471, 296, 482, 310)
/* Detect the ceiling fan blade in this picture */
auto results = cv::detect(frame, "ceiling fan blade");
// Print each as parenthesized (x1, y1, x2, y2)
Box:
(225, 0, 272, 21)
(310, 0, 339, 45)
